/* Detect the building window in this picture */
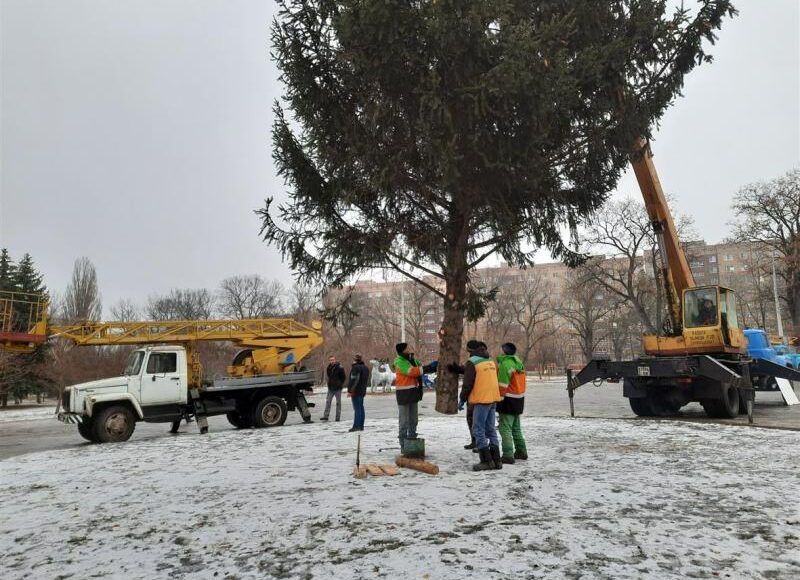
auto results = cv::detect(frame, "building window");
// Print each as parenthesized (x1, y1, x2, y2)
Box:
(728, 266, 735, 272)
(710, 267, 718, 274)
(724, 255, 734, 261)
(709, 255, 717, 263)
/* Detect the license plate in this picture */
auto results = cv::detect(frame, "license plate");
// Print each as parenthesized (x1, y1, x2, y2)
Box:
(637, 366, 651, 377)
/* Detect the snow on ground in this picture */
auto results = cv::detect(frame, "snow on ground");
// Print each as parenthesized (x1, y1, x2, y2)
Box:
(0, 406, 57, 423)
(1, 417, 799, 580)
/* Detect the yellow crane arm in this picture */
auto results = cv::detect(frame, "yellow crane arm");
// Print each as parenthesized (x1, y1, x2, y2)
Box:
(1, 291, 323, 381)
(47, 318, 321, 348)
(630, 139, 695, 333)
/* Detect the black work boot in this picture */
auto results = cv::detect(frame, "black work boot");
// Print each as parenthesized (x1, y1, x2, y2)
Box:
(472, 448, 494, 471)
(501, 455, 515, 465)
(464, 438, 476, 450)
(489, 445, 503, 470)
(514, 450, 528, 460)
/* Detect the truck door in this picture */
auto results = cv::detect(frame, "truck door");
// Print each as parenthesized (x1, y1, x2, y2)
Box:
(141, 352, 183, 405)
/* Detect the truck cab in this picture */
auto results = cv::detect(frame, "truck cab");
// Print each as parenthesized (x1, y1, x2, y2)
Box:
(744, 328, 791, 391)
(59, 346, 188, 442)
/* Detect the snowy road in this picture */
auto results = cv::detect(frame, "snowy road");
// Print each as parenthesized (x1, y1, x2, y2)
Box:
(1, 416, 798, 579)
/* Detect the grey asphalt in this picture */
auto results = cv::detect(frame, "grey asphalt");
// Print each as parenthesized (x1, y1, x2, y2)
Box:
(1, 380, 798, 461)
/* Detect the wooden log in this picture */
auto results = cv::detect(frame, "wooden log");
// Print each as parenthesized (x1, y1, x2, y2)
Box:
(366, 464, 385, 476)
(395, 455, 439, 475)
(379, 464, 400, 476)
(352, 465, 367, 479)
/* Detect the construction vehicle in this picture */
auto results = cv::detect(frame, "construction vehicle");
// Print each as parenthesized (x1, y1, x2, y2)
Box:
(745, 328, 800, 391)
(0, 290, 324, 442)
(570, 140, 800, 420)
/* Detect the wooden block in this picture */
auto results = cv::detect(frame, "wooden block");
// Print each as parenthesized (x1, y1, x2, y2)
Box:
(395, 455, 439, 475)
(366, 464, 385, 476)
(378, 464, 400, 476)
(352, 465, 367, 479)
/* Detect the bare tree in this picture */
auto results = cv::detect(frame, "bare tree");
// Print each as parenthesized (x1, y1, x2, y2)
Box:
(110, 299, 140, 322)
(582, 197, 695, 335)
(146, 289, 213, 321)
(732, 169, 800, 333)
(61, 257, 102, 322)
(477, 271, 518, 349)
(218, 275, 285, 319)
(557, 269, 619, 363)
(508, 272, 559, 366)
(289, 283, 321, 325)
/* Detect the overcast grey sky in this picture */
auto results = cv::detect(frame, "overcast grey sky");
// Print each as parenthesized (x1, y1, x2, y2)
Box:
(1, 1, 798, 313)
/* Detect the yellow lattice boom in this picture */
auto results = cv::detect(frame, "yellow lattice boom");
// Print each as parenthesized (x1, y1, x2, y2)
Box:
(1, 290, 323, 379)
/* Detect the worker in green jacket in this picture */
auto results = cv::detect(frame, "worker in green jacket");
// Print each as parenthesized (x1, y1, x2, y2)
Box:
(496, 343, 528, 464)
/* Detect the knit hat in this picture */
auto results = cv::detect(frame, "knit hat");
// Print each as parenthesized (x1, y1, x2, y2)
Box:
(466, 339, 482, 353)
(354, 354, 363, 362)
(501, 342, 517, 355)
(395, 342, 408, 355)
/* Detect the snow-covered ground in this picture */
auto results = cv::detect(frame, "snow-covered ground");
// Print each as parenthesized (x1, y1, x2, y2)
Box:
(0, 406, 57, 423)
(1, 416, 798, 579)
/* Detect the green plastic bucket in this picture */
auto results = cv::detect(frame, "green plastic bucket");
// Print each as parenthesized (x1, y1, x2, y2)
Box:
(402, 437, 425, 458)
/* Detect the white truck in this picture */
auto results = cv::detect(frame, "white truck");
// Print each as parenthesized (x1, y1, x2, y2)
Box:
(58, 345, 316, 443)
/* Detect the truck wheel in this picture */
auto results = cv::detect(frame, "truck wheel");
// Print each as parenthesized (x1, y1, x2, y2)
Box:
(700, 385, 740, 419)
(253, 396, 288, 428)
(92, 405, 136, 443)
(628, 397, 654, 417)
(226, 411, 254, 429)
(77, 418, 98, 442)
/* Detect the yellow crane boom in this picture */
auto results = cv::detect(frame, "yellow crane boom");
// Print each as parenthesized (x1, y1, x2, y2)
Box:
(0, 290, 323, 387)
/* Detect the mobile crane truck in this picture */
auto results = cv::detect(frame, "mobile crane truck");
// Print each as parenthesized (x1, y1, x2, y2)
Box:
(570, 140, 800, 420)
(0, 291, 323, 442)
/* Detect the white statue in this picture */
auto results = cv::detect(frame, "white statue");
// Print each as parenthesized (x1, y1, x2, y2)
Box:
(369, 359, 394, 393)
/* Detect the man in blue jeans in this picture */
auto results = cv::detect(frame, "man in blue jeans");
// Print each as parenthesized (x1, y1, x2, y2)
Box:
(458, 340, 502, 471)
(347, 354, 370, 432)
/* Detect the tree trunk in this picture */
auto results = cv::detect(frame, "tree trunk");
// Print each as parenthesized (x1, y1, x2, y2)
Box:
(435, 277, 467, 414)
(583, 327, 594, 363)
(790, 270, 800, 333)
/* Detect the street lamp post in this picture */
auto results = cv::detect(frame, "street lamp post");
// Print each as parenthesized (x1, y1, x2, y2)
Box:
(771, 252, 786, 345)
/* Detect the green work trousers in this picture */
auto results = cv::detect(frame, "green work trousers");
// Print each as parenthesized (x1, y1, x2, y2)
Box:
(498, 413, 527, 458)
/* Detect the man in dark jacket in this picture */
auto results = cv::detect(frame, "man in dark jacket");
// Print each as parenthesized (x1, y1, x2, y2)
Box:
(458, 340, 502, 471)
(347, 354, 370, 432)
(322, 355, 346, 421)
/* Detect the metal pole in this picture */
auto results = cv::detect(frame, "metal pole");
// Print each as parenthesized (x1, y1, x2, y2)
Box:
(772, 253, 786, 345)
(567, 369, 575, 417)
(400, 282, 406, 343)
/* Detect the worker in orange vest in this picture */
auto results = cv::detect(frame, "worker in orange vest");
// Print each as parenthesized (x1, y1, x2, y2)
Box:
(458, 340, 502, 471)
(497, 342, 528, 464)
(393, 342, 437, 449)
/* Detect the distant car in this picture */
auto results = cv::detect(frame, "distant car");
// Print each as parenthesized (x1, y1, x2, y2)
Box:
(744, 328, 791, 391)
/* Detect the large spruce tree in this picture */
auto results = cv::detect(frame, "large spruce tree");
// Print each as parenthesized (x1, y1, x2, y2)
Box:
(261, 0, 736, 412)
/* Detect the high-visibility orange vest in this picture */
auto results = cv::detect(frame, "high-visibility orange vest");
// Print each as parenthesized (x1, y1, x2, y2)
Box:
(502, 371, 526, 398)
(468, 358, 501, 404)
(393, 355, 422, 390)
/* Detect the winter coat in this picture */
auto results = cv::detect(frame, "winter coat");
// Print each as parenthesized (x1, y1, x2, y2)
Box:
(326, 363, 346, 391)
(347, 361, 370, 398)
(497, 354, 525, 415)
(393, 354, 424, 405)
(459, 346, 502, 405)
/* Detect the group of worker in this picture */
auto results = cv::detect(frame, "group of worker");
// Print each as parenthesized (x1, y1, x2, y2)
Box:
(320, 339, 527, 472)
(447, 340, 527, 471)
